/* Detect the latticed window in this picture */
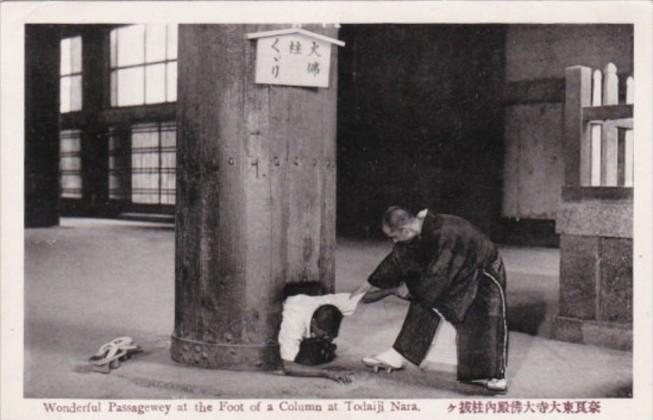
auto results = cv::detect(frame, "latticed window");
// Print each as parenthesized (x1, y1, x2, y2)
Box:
(59, 36, 83, 199)
(110, 25, 178, 107)
(59, 129, 82, 198)
(130, 122, 176, 204)
(60, 36, 82, 113)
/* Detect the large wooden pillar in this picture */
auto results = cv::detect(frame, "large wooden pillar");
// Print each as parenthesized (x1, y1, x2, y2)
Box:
(171, 25, 339, 370)
(25, 25, 61, 227)
(80, 26, 109, 216)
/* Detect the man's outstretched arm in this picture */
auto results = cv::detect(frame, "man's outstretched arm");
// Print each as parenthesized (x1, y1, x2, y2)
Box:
(361, 283, 411, 303)
(349, 280, 373, 299)
(361, 287, 396, 303)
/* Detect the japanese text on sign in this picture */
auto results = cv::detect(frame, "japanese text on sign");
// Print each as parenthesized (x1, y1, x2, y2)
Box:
(254, 34, 333, 88)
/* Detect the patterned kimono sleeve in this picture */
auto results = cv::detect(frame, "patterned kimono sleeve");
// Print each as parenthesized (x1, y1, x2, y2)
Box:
(367, 247, 404, 289)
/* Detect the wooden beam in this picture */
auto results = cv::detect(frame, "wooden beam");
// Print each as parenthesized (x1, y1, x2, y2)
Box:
(562, 186, 633, 202)
(503, 78, 565, 105)
(583, 104, 633, 122)
(503, 73, 632, 106)
(98, 103, 176, 126)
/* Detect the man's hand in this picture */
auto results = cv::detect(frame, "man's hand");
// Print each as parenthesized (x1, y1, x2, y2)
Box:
(394, 283, 411, 299)
(350, 281, 373, 299)
(361, 288, 396, 303)
(361, 283, 411, 303)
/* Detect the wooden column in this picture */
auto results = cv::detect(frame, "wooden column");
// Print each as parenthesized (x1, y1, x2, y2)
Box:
(171, 24, 338, 370)
(80, 27, 109, 215)
(563, 66, 592, 187)
(25, 25, 61, 227)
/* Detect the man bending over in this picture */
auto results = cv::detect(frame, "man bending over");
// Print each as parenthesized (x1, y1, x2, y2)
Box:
(356, 206, 509, 393)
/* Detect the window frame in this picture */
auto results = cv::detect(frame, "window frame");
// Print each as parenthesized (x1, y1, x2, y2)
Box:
(58, 25, 178, 215)
(59, 34, 83, 114)
(109, 24, 178, 108)
(59, 129, 83, 199)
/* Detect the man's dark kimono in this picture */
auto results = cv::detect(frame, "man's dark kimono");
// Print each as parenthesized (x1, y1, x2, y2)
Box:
(368, 211, 508, 381)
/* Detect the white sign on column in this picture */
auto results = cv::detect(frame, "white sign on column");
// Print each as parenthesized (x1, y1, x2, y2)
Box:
(247, 28, 345, 88)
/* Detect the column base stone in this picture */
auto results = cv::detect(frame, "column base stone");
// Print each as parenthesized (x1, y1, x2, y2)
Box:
(170, 334, 281, 371)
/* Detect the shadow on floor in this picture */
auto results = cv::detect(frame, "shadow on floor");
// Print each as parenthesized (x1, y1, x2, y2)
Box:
(507, 301, 550, 336)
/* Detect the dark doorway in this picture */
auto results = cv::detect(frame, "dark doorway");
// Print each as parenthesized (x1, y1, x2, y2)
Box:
(336, 24, 506, 239)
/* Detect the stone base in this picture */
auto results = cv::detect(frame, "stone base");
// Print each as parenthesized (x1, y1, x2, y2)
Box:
(170, 335, 280, 371)
(553, 316, 632, 351)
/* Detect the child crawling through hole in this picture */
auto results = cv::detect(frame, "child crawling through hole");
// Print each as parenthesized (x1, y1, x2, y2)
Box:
(278, 281, 366, 384)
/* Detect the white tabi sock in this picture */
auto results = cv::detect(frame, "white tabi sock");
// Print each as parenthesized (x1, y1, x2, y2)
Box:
(372, 348, 406, 368)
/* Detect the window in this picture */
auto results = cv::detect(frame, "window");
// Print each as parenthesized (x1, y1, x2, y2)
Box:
(60, 36, 82, 113)
(59, 129, 82, 198)
(110, 25, 178, 107)
(130, 122, 176, 205)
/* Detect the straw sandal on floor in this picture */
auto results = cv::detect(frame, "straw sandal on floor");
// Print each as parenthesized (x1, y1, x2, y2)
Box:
(89, 336, 142, 374)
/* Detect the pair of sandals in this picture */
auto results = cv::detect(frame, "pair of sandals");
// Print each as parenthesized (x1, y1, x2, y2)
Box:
(88, 337, 143, 374)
